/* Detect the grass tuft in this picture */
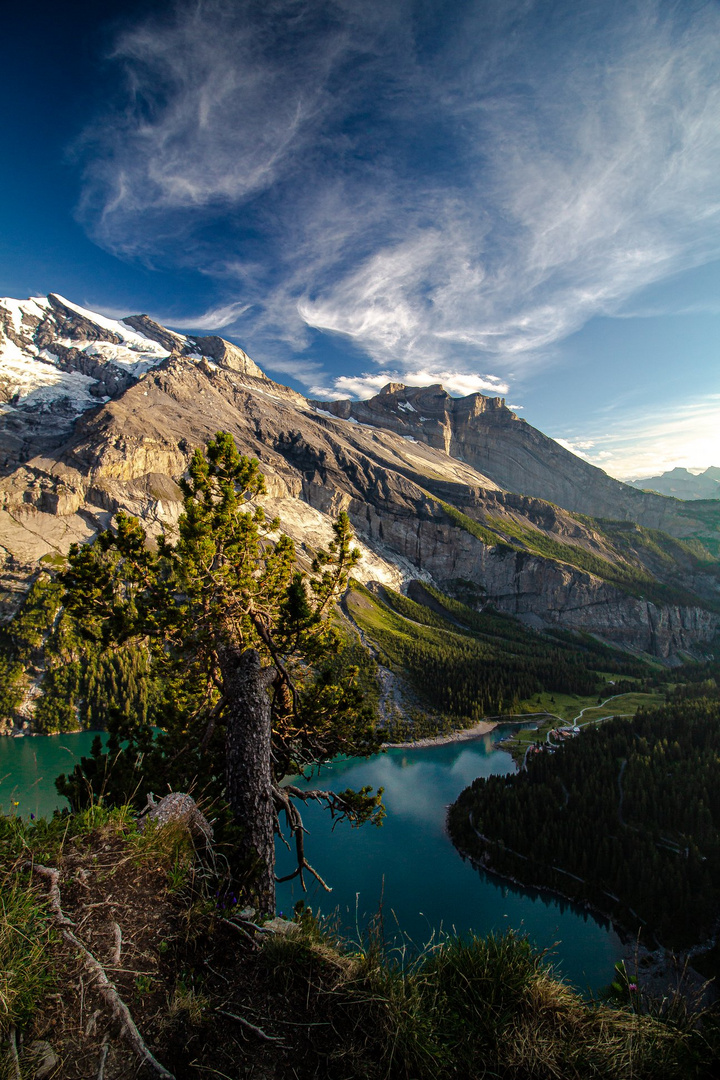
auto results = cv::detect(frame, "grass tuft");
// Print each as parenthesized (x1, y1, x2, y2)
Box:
(0, 872, 55, 1033)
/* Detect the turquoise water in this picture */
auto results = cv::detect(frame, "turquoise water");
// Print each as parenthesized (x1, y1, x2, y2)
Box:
(0, 730, 107, 818)
(276, 730, 622, 993)
(1, 727, 621, 992)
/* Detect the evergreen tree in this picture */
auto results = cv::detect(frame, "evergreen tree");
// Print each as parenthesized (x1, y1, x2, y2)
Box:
(57, 432, 383, 914)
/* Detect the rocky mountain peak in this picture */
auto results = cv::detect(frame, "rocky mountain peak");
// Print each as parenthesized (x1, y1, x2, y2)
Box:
(45, 294, 123, 345)
(191, 335, 267, 379)
(310, 382, 515, 461)
(628, 466, 720, 501)
(0, 293, 183, 472)
(121, 314, 189, 354)
(1, 291, 719, 661)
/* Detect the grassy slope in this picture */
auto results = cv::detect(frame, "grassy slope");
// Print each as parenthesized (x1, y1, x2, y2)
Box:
(346, 580, 657, 739)
(502, 690, 669, 763)
(2, 806, 715, 1079)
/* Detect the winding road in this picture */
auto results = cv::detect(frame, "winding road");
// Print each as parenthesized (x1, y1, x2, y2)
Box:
(521, 693, 640, 770)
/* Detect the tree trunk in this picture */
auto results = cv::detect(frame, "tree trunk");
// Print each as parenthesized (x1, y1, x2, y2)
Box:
(221, 647, 277, 916)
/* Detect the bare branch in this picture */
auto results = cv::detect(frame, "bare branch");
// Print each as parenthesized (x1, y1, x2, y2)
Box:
(283, 784, 365, 824)
(199, 695, 227, 752)
(111, 922, 122, 966)
(249, 610, 299, 708)
(272, 784, 332, 893)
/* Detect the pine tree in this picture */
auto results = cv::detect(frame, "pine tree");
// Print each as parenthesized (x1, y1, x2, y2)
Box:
(57, 432, 383, 914)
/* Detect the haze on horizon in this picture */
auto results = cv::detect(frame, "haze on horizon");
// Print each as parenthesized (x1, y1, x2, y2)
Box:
(1, 0, 719, 481)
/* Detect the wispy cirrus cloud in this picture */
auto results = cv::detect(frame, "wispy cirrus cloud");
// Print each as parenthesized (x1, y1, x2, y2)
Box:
(76, 0, 348, 254)
(168, 300, 251, 331)
(75, 0, 720, 408)
(557, 396, 720, 480)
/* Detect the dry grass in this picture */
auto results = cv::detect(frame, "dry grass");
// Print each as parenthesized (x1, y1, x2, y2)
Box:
(1, 807, 717, 1079)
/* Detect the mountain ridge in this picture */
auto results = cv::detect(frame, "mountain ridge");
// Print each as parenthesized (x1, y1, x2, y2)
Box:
(1, 293, 719, 661)
(629, 465, 720, 501)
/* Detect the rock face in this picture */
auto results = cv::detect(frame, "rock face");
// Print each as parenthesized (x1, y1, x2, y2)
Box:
(313, 383, 715, 535)
(1, 292, 719, 660)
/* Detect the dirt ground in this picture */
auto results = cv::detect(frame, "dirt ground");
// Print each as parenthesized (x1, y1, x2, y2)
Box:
(11, 824, 365, 1080)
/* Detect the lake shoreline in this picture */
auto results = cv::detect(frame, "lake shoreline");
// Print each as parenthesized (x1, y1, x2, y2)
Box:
(382, 719, 498, 749)
(382, 713, 549, 751)
(453, 839, 713, 1005)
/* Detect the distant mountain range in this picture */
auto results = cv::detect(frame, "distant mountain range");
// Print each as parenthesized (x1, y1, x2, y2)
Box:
(628, 466, 720, 500)
(1, 293, 719, 661)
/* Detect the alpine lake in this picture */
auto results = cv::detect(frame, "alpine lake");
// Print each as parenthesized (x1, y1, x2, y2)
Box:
(1, 724, 622, 994)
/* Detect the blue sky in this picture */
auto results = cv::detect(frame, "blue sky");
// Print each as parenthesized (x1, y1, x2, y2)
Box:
(2, 0, 719, 479)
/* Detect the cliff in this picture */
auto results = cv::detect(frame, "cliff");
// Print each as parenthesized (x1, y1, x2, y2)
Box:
(1, 293, 719, 660)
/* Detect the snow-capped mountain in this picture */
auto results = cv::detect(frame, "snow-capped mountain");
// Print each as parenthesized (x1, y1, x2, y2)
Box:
(0, 293, 175, 408)
(1, 292, 719, 660)
(0, 293, 270, 470)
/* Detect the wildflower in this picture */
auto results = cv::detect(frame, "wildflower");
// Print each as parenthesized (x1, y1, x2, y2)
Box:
(628, 983, 637, 991)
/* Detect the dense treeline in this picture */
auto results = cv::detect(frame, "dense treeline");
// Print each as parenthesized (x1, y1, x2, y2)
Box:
(414, 581, 653, 679)
(448, 700, 720, 948)
(348, 582, 651, 724)
(0, 571, 380, 745)
(0, 575, 152, 733)
(666, 653, 720, 703)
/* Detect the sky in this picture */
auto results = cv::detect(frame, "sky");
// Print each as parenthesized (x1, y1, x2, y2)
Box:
(1, 0, 719, 480)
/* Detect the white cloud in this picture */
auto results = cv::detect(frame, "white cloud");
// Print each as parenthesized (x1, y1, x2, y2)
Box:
(557, 396, 720, 480)
(76, 0, 345, 255)
(310, 367, 509, 400)
(86, 298, 252, 334)
(168, 300, 251, 331)
(76, 0, 720, 399)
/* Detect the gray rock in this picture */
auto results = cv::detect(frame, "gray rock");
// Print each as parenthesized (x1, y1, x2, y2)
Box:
(27, 1040, 59, 1079)
(137, 792, 213, 843)
(1, 291, 718, 677)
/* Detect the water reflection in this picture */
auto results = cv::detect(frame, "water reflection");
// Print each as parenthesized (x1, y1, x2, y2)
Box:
(0, 732, 109, 818)
(276, 734, 620, 993)
(1, 727, 621, 992)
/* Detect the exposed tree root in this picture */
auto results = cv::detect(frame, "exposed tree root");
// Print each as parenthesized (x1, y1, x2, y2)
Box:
(6, 1026, 21, 1080)
(218, 1009, 285, 1044)
(28, 863, 175, 1080)
(220, 917, 260, 947)
(96, 1033, 110, 1080)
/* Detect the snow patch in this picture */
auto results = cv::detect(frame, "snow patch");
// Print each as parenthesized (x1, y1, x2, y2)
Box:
(0, 292, 172, 413)
(0, 347, 99, 409)
(78, 340, 164, 375)
(51, 295, 174, 356)
(0, 296, 49, 334)
(398, 401, 416, 412)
